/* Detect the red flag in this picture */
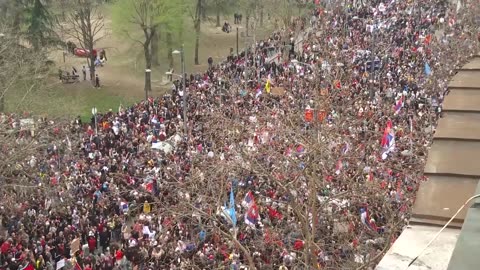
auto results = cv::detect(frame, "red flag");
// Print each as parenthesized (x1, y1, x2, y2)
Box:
(294, 240, 304, 250)
(267, 206, 283, 220)
(424, 34, 432, 45)
(145, 182, 154, 193)
(305, 108, 314, 122)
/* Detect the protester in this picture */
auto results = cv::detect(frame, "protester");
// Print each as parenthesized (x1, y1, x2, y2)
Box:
(95, 74, 101, 88)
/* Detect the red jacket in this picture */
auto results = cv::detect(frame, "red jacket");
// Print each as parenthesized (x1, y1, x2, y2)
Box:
(87, 237, 96, 252)
(0, 241, 10, 254)
(19, 263, 35, 270)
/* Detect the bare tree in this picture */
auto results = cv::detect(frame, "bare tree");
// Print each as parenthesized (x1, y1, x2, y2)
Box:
(209, 0, 230, 27)
(0, 23, 48, 112)
(112, 0, 184, 93)
(192, 0, 202, 65)
(64, 0, 105, 86)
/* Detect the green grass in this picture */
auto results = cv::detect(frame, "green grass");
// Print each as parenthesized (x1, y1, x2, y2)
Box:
(72, 87, 136, 123)
(5, 80, 135, 123)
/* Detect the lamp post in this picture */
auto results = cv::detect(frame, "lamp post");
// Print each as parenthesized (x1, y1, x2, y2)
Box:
(91, 107, 98, 135)
(145, 69, 151, 101)
(172, 44, 187, 139)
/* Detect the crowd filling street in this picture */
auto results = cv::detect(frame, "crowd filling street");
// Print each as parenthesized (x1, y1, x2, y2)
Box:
(1, 0, 480, 269)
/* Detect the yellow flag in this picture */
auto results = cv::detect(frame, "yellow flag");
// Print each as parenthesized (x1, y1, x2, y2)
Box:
(143, 202, 151, 214)
(265, 79, 271, 94)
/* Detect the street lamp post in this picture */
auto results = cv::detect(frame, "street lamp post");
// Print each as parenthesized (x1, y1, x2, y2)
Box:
(172, 45, 187, 140)
(91, 107, 98, 135)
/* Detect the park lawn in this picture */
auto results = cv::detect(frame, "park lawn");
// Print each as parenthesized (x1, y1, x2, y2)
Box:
(5, 81, 135, 123)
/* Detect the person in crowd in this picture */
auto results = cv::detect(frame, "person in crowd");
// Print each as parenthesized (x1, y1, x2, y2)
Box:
(95, 74, 101, 88)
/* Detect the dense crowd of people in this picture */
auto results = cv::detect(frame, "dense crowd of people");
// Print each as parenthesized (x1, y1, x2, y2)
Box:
(1, 0, 479, 269)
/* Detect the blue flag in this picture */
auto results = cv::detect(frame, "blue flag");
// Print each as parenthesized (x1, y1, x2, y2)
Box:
(424, 62, 432, 76)
(226, 187, 237, 226)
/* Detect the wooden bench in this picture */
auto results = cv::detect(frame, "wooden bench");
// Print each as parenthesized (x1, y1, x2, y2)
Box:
(60, 74, 80, 84)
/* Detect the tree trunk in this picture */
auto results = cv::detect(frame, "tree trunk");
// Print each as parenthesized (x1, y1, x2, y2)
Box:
(246, 15, 250, 37)
(144, 43, 152, 94)
(0, 95, 4, 113)
(194, 0, 202, 65)
(89, 54, 96, 86)
(216, 8, 220, 27)
(194, 23, 200, 65)
(151, 29, 160, 66)
(166, 32, 173, 68)
(201, 0, 207, 21)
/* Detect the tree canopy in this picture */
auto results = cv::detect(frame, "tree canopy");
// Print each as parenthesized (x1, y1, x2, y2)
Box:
(111, 0, 186, 91)
(25, 0, 61, 50)
(111, 0, 185, 45)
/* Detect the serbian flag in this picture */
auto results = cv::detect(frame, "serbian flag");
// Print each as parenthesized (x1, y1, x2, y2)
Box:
(255, 87, 262, 98)
(380, 120, 393, 147)
(242, 191, 255, 208)
(381, 130, 396, 160)
(394, 96, 404, 115)
(245, 203, 259, 227)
